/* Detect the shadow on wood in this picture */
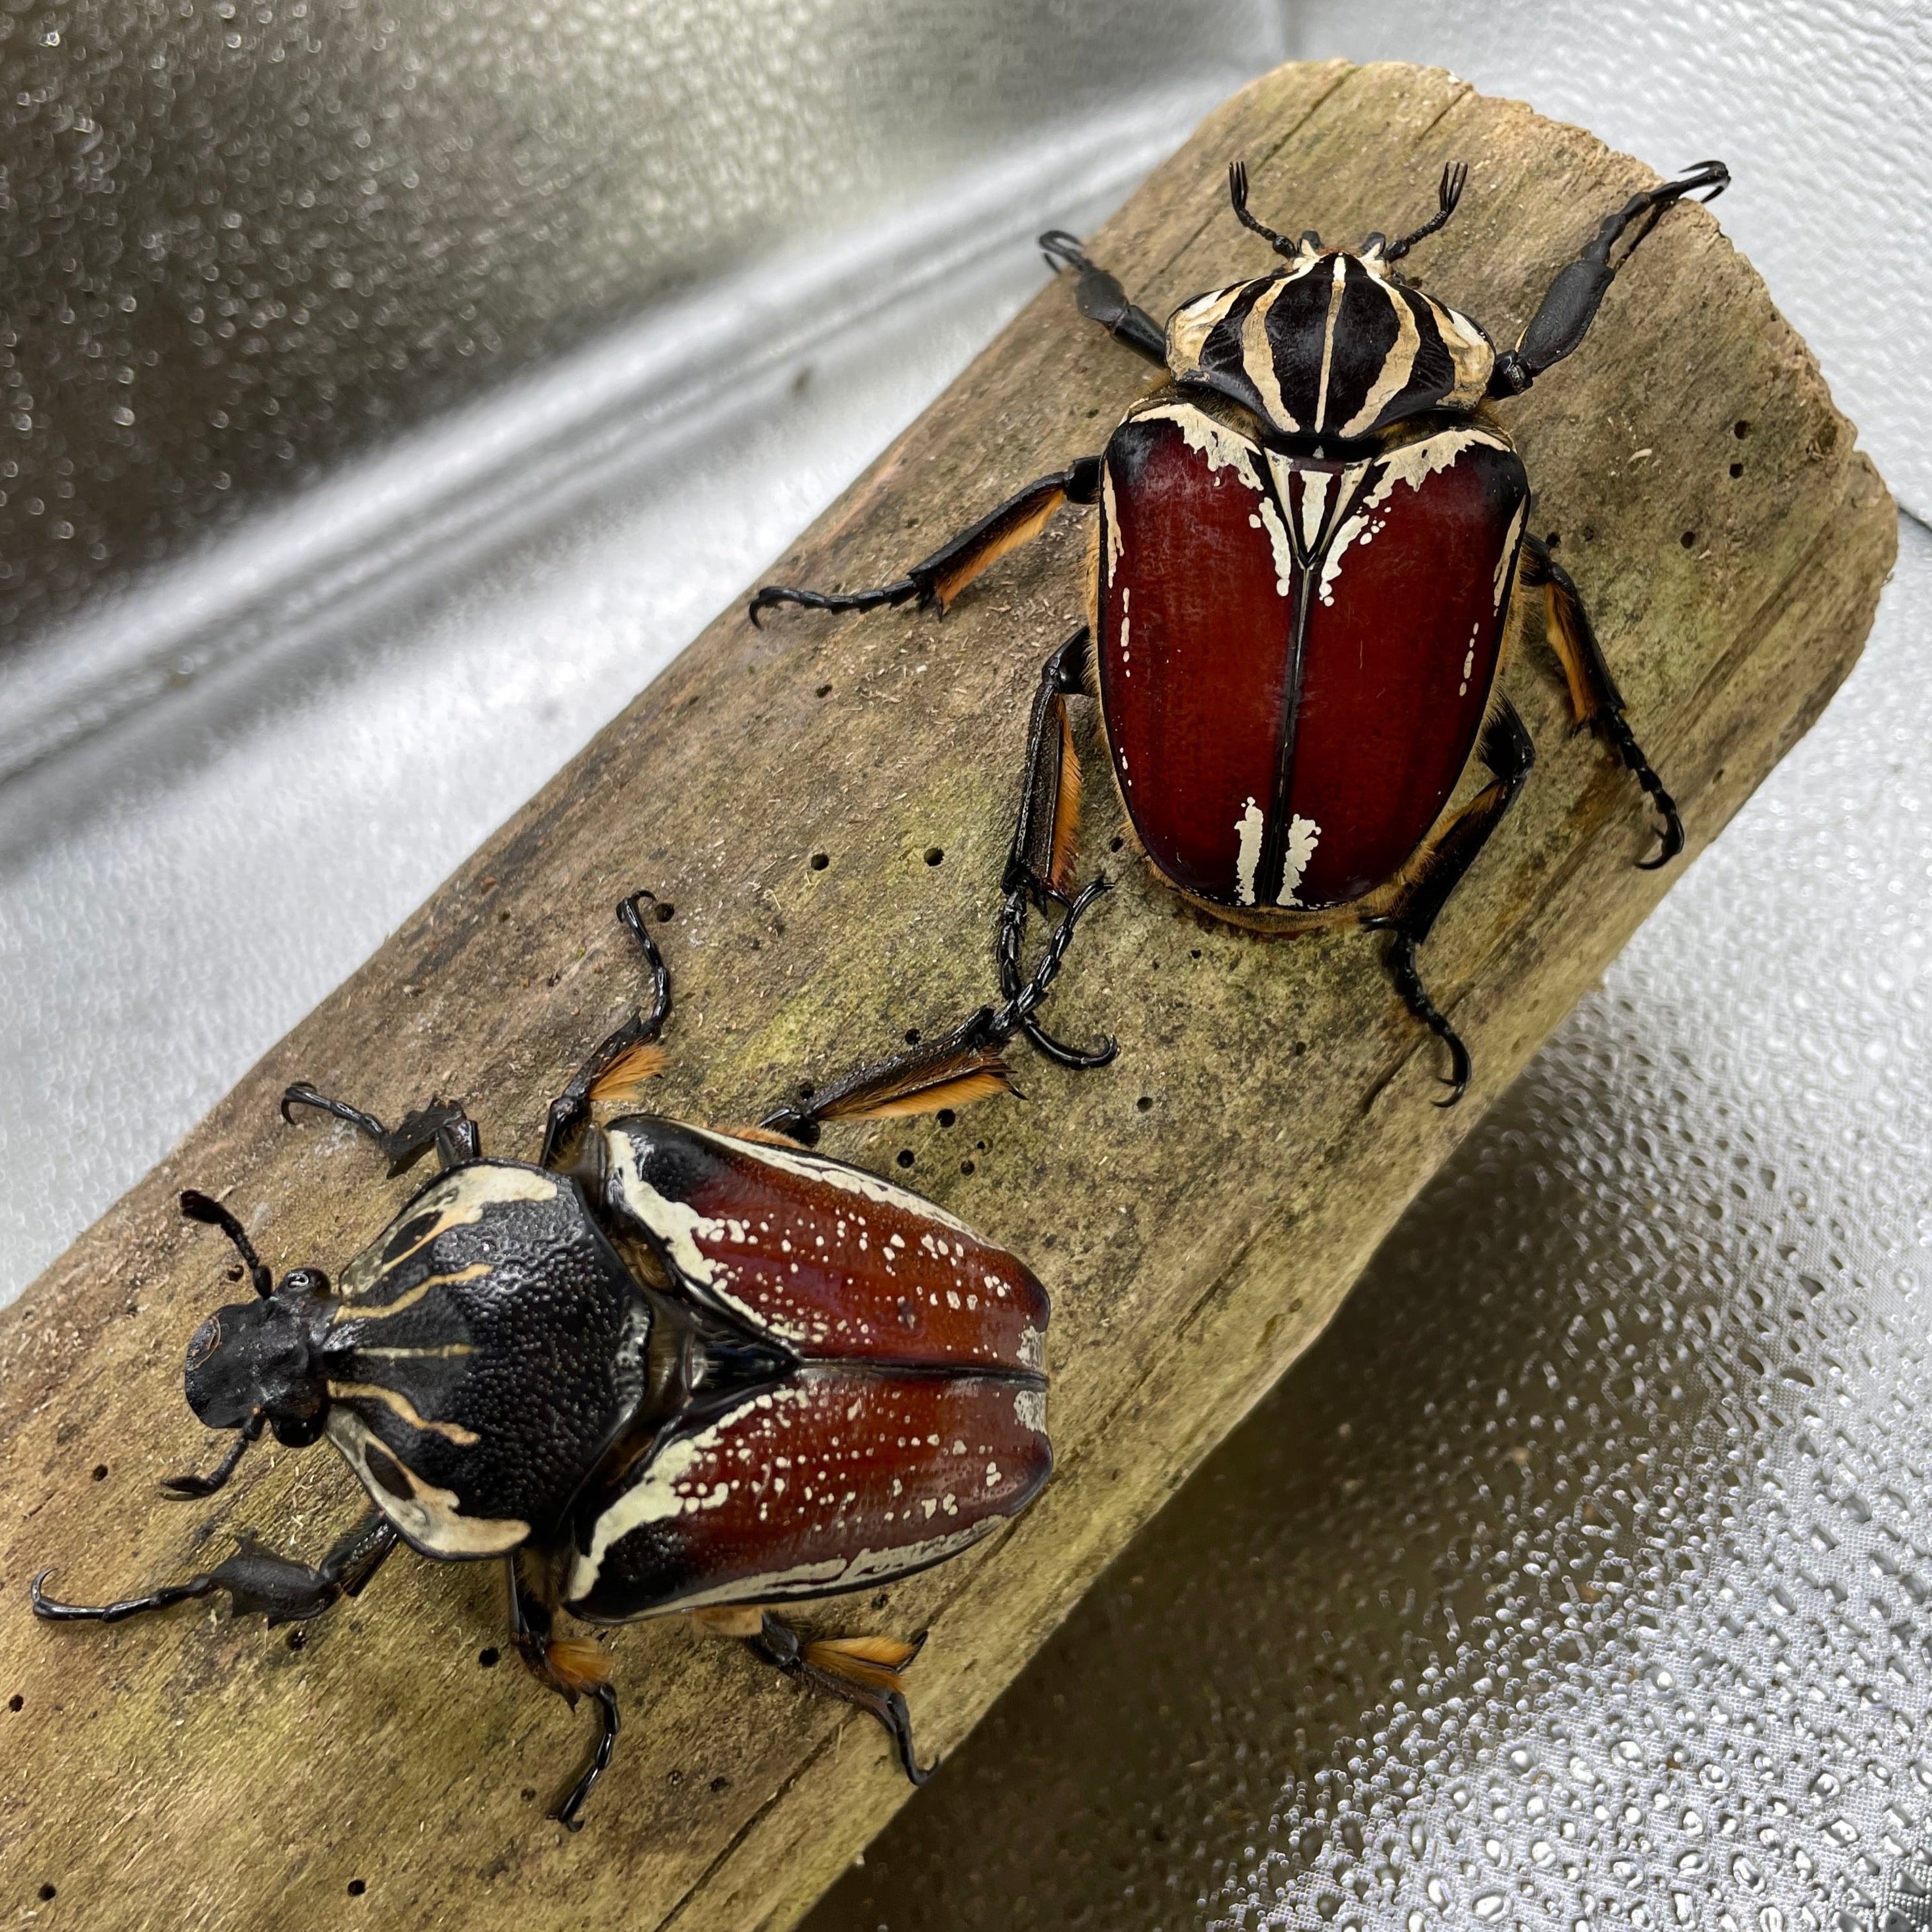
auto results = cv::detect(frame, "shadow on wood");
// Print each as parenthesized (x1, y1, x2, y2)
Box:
(0, 60, 1893, 1932)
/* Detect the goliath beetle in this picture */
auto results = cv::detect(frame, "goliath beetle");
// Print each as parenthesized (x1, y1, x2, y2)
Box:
(32, 892, 1072, 1827)
(751, 155, 1729, 1099)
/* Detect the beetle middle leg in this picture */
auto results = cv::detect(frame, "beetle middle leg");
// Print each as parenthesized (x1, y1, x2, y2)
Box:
(692, 1606, 932, 1786)
(32, 1504, 400, 1627)
(1520, 532, 1683, 868)
(749, 456, 1101, 625)
(281, 1083, 481, 1175)
(538, 890, 673, 1166)
(507, 1555, 621, 1831)
(1365, 697, 1537, 1107)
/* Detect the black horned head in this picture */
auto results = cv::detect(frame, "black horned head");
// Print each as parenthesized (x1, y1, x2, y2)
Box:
(168, 1191, 335, 1495)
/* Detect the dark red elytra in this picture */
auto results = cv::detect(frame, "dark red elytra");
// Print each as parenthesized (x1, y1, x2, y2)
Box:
(1097, 401, 1528, 913)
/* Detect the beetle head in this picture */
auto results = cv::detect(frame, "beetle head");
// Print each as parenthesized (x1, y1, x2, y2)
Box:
(170, 1194, 335, 1497)
(182, 1276, 332, 1445)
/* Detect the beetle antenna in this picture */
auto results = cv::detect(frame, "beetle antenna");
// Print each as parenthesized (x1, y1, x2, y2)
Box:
(161, 1410, 265, 1498)
(1383, 161, 1468, 262)
(179, 1190, 273, 1298)
(1227, 159, 1300, 259)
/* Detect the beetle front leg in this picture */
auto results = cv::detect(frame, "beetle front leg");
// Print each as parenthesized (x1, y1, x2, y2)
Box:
(749, 457, 1101, 627)
(1037, 229, 1169, 364)
(281, 1083, 481, 1175)
(1489, 160, 1728, 396)
(1366, 698, 1537, 1107)
(32, 1505, 400, 1628)
(1520, 534, 1682, 867)
(693, 1607, 931, 1786)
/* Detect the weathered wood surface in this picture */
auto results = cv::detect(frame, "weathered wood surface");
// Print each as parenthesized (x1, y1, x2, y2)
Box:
(0, 60, 1893, 1932)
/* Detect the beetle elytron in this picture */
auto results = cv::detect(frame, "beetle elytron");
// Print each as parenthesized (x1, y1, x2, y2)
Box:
(751, 155, 1729, 1099)
(33, 893, 1072, 1827)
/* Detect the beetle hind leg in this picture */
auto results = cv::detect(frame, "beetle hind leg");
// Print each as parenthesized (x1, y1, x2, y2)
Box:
(1366, 698, 1537, 1107)
(711, 1610, 932, 1786)
(1521, 534, 1682, 867)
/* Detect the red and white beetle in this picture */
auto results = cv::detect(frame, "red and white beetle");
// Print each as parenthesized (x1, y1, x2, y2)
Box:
(752, 155, 1728, 1101)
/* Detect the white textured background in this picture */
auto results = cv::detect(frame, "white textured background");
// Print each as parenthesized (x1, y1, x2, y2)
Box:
(3, 3, 1929, 1926)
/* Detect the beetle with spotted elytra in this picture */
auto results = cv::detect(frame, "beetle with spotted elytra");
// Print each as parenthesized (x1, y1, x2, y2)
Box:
(30, 892, 1079, 1828)
(751, 155, 1729, 1101)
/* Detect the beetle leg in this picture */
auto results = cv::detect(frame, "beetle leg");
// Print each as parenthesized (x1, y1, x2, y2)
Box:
(734, 1611, 932, 1786)
(281, 1083, 481, 1175)
(1520, 534, 1683, 867)
(748, 458, 1101, 627)
(1366, 698, 1537, 1107)
(31, 1506, 399, 1628)
(992, 626, 1116, 1069)
(507, 1556, 622, 1830)
(1038, 229, 1169, 363)
(539, 892, 674, 1167)
(1490, 160, 1728, 395)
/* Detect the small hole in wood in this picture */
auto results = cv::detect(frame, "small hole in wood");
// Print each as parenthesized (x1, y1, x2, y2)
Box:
(478, 1647, 500, 1668)
(1189, 948, 1202, 959)
(39, 1886, 56, 1902)
(1109, 835, 1125, 852)
(896, 1150, 915, 1169)
(924, 847, 943, 867)
(347, 1878, 366, 1897)
(286, 1628, 306, 1651)
(1545, 530, 1561, 549)
(90, 1464, 108, 1482)
(710, 1776, 731, 1794)
(654, 901, 675, 922)
(521, 1787, 538, 1802)
(815, 682, 833, 698)
(8, 1695, 22, 1712)
(1734, 419, 1750, 438)
(936, 1109, 955, 1128)
(809, 853, 829, 871)
(225, 1265, 243, 1283)
(1135, 1096, 1153, 1113)
(960, 1159, 976, 1175)
(904, 1029, 920, 1045)
(1729, 462, 1744, 478)
(1680, 530, 1697, 548)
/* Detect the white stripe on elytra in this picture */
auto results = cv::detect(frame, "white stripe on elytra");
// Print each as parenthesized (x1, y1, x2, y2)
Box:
(1234, 798, 1266, 907)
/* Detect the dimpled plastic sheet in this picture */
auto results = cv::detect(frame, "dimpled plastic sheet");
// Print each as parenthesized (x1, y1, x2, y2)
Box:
(0, 0, 1278, 640)
(805, 524, 1929, 1932)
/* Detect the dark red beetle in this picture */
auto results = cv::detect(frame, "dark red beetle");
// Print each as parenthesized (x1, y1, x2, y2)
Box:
(752, 155, 1728, 1099)
(31, 894, 1064, 1827)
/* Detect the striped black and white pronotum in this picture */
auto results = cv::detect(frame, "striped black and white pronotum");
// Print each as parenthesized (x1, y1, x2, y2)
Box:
(31, 892, 1086, 1830)
(751, 153, 1729, 1103)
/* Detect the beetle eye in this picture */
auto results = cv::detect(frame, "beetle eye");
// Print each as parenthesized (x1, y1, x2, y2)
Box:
(185, 1312, 222, 1368)
(278, 1267, 331, 1297)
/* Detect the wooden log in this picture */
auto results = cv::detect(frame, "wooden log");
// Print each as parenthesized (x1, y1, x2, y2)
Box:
(0, 60, 1893, 1932)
